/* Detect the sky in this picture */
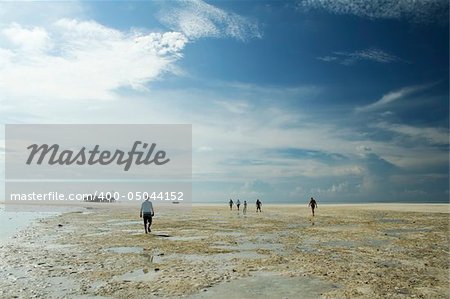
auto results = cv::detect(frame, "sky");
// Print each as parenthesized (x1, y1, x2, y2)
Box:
(0, 0, 448, 203)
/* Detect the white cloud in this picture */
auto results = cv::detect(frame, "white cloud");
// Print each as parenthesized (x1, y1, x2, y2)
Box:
(317, 55, 337, 62)
(0, 20, 188, 101)
(158, 0, 261, 40)
(0, 2, 86, 27)
(356, 145, 372, 153)
(375, 122, 449, 145)
(2, 23, 51, 53)
(356, 83, 435, 112)
(215, 100, 250, 114)
(349, 48, 399, 63)
(311, 181, 349, 194)
(298, 0, 449, 24)
(318, 48, 400, 65)
(0, 0, 261, 104)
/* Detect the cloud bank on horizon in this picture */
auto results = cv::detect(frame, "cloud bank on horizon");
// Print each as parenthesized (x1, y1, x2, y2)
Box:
(0, 0, 448, 203)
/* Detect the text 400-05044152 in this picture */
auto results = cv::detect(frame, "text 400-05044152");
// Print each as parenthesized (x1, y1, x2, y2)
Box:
(93, 191, 184, 201)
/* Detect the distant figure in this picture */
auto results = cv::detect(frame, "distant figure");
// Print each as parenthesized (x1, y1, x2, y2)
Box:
(236, 199, 241, 211)
(229, 199, 234, 210)
(243, 200, 247, 215)
(140, 196, 154, 234)
(256, 199, 262, 212)
(308, 197, 317, 217)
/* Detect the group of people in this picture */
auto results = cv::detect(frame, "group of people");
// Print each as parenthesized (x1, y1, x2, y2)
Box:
(139, 195, 318, 234)
(228, 198, 263, 214)
(228, 197, 317, 215)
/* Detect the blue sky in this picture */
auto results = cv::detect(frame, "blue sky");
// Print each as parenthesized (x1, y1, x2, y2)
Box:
(0, 0, 448, 203)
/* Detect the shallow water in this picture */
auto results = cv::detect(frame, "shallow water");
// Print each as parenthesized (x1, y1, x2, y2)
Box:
(109, 220, 141, 226)
(214, 231, 244, 237)
(0, 204, 66, 243)
(113, 268, 159, 282)
(162, 251, 268, 263)
(103, 246, 143, 254)
(167, 236, 207, 241)
(321, 240, 358, 249)
(212, 241, 284, 252)
(386, 228, 432, 234)
(185, 272, 339, 299)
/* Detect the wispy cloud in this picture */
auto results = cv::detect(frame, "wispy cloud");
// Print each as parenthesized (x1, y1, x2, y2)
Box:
(318, 48, 401, 65)
(316, 55, 337, 62)
(298, 0, 449, 24)
(0, 2, 85, 26)
(0, 0, 260, 104)
(311, 181, 349, 194)
(215, 100, 250, 114)
(0, 20, 188, 101)
(157, 0, 261, 40)
(375, 122, 449, 145)
(356, 83, 435, 112)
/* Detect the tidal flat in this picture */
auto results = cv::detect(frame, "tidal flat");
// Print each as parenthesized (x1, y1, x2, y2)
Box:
(0, 203, 448, 298)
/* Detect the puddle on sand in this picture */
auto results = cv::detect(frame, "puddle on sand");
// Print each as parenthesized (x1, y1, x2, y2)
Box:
(163, 251, 267, 263)
(4, 268, 29, 281)
(387, 228, 431, 233)
(297, 239, 320, 253)
(110, 221, 142, 226)
(44, 276, 80, 298)
(299, 239, 381, 252)
(113, 268, 159, 282)
(319, 223, 360, 232)
(214, 231, 244, 237)
(211, 220, 228, 224)
(185, 272, 338, 299)
(297, 239, 361, 252)
(167, 236, 207, 241)
(103, 246, 143, 254)
(321, 240, 358, 249)
(384, 228, 432, 237)
(363, 238, 391, 247)
(287, 223, 310, 229)
(212, 242, 283, 252)
(377, 260, 400, 268)
(84, 232, 110, 237)
(379, 218, 406, 223)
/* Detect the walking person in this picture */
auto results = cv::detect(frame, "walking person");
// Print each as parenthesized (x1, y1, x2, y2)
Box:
(243, 200, 247, 215)
(308, 197, 317, 217)
(236, 199, 241, 211)
(229, 199, 234, 211)
(256, 199, 262, 212)
(140, 196, 154, 234)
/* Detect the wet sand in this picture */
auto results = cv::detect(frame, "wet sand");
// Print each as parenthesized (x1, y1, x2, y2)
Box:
(0, 203, 448, 298)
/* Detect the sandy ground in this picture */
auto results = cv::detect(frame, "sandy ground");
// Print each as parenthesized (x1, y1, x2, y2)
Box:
(0, 203, 448, 298)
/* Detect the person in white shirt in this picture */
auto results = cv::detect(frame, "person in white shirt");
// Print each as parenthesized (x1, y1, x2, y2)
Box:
(140, 197, 154, 233)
